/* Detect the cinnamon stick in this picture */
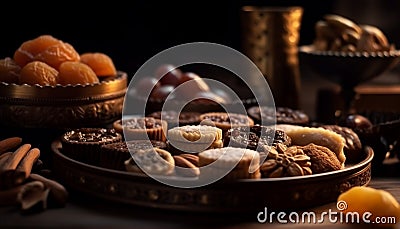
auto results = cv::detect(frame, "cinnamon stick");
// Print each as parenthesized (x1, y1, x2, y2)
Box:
(16, 148, 40, 179)
(0, 144, 31, 172)
(0, 152, 12, 162)
(0, 144, 31, 189)
(0, 137, 22, 156)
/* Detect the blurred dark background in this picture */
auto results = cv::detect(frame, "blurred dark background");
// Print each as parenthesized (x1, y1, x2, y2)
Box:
(1, 0, 399, 78)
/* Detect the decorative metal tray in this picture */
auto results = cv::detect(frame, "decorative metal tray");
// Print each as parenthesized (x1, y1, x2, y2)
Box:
(0, 71, 127, 129)
(51, 140, 373, 213)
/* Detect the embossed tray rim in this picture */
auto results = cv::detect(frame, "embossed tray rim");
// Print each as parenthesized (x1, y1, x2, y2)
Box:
(51, 140, 374, 212)
(0, 71, 128, 100)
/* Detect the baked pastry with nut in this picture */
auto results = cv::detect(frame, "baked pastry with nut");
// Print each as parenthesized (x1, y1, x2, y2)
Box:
(260, 143, 312, 178)
(277, 126, 346, 168)
(299, 143, 343, 174)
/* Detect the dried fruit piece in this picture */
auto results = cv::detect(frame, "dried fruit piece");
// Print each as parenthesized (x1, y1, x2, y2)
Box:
(13, 35, 61, 67)
(338, 186, 400, 226)
(35, 42, 80, 70)
(19, 61, 58, 86)
(80, 52, 117, 77)
(58, 61, 99, 85)
(0, 57, 21, 83)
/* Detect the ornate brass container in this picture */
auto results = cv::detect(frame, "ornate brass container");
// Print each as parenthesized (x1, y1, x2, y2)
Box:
(0, 71, 127, 129)
(241, 6, 303, 109)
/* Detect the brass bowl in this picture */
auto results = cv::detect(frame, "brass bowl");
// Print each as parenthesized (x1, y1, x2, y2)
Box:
(299, 45, 400, 87)
(0, 71, 128, 129)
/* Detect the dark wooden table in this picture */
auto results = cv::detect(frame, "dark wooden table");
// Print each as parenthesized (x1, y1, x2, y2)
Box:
(1, 175, 399, 228)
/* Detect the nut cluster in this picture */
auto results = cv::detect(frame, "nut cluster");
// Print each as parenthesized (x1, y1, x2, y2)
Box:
(260, 143, 312, 178)
(0, 136, 68, 213)
(313, 14, 395, 52)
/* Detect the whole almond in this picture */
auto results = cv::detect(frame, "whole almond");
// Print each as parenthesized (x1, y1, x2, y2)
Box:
(178, 153, 199, 167)
(173, 155, 200, 177)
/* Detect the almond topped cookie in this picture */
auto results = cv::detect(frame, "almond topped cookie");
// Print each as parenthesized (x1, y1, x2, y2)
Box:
(167, 125, 223, 154)
(124, 147, 174, 175)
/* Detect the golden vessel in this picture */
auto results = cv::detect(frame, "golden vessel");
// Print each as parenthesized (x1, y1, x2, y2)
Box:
(0, 71, 127, 128)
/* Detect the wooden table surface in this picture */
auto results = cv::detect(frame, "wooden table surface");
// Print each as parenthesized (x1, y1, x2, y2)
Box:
(1, 170, 399, 228)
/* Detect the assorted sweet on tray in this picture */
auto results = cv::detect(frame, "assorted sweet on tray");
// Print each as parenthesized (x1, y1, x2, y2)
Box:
(58, 103, 369, 181)
(0, 34, 118, 86)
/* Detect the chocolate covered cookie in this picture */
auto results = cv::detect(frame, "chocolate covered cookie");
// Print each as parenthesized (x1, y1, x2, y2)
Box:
(247, 106, 309, 125)
(199, 112, 254, 134)
(321, 125, 362, 163)
(61, 128, 122, 165)
(223, 124, 291, 152)
(147, 111, 201, 128)
(113, 117, 167, 142)
(100, 140, 167, 170)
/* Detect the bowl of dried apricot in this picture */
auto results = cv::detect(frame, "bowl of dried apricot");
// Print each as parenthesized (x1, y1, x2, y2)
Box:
(0, 35, 128, 129)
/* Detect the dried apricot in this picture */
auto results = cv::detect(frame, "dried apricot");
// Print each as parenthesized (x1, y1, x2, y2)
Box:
(80, 52, 117, 77)
(35, 42, 80, 70)
(58, 61, 99, 85)
(338, 186, 400, 226)
(0, 57, 21, 83)
(19, 61, 58, 86)
(13, 35, 61, 67)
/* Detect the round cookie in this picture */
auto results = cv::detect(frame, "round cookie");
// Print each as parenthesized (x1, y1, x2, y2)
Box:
(321, 125, 363, 163)
(299, 143, 343, 174)
(147, 111, 201, 128)
(124, 148, 174, 175)
(198, 147, 261, 180)
(247, 106, 309, 125)
(61, 127, 122, 165)
(199, 112, 254, 134)
(113, 117, 167, 142)
(100, 140, 167, 170)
